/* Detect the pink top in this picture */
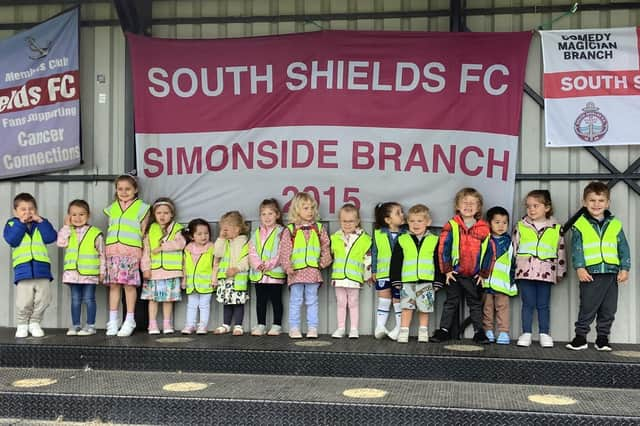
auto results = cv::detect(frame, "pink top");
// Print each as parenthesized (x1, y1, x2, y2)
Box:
(248, 224, 285, 284)
(141, 222, 187, 280)
(279, 222, 332, 286)
(183, 241, 216, 287)
(104, 199, 150, 259)
(57, 224, 106, 284)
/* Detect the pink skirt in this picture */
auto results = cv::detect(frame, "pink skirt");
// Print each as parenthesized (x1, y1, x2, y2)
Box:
(104, 255, 142, 287)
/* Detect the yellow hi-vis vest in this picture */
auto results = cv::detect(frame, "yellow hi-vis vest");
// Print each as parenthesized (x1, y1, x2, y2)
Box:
(287, 223, 323, 270)
(480, 237, 517, 296)
(217, 240, 249, 291)
(104, 199, 150, 248)
(148, 222, 184, 271)
(249, 226, 286, 282)
(573, 216, 621, 266)
(63, 226, 102, 276)
(516, 222, 561, 260)
(373, 229, 393, 279)
(398, 233, 438, 282)
(184, 246, 214, 294)
(12, 227, 50, 268)
(448, 220, 461, 267)
(330, 231, 372, 284)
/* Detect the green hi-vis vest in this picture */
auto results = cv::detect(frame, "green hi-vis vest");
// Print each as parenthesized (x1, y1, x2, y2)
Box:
(398, 233, 438, 282)
(480, 238, 517, 296)
(63, 226, 102, 276)
(373, 229, 393, 279)
(217, 240, 249, 291)
(287, 223, 323, 270)
(249, 226, 286, 282)
(573, 216, 621, 266)
(149, 222, 184, 271)
(516, 222, 561, 260)
(184, 246, 214, 294)
(330, 232, 372, 284)
(104, 199, 150, 248)
(12, 227, 50, 268)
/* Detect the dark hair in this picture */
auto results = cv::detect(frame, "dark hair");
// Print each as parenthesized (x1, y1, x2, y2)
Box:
(67, 199, 90, 215)
(583, 181, 609, 200)
(13, 193, 37, 209)
(146, 197, 177, 235)
(113, 174, 139, 200)
(259, 198, 284, 226)
(526, 189, 553, 218)
(374, 202, 401, 229)
(486, 206, 509, 223)
(182, 218, 211, 242)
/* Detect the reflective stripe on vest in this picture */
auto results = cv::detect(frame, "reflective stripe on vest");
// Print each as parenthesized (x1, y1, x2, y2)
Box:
(517, 222, 560, 260)
(374, 229, 392, 279)
(288, 223, 323, 270)
(249, 226, 286, 281)
(12, 227, 50, 268)
(104, 199, 150, 248)
(63, 226, 102, 276)
(448, 220, 461, 267)
(330, 232, 372, 284)
(398, 233, 438, 282)
(184, 246, 214, 294)
(480, 238, 517, 296)
(217, 240, 249, 291)
(149, 222, 184, 271)
(573, 216, 621, 266)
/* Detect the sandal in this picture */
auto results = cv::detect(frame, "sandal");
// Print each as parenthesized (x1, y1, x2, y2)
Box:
(213, 324, 231, 335)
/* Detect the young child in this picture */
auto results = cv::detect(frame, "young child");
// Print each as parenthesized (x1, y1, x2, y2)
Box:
(57, 199, 106, 336)
(390, 204, 439, 343)
(141, 198, 186, 334)
(248, 199, 286, 336)
(103, 174, 150, 337)
(3, 193, 57, 338)
(213, 211, 250, 336)
(513, 190, 566, 348)
(371, 202, 406, 340)
(279, 192, 332, 339)
(330, 203, 372, 339)
(181, 219, 216, 335)
(432, 187, 490, 344)
(566, 182, 630, 351)
(479, 206, 516, 345)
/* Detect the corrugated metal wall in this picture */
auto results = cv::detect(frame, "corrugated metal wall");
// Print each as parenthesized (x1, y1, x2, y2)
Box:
(0, 0, 638, 343)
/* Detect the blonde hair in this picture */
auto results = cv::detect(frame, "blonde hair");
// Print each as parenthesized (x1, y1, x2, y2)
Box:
(339, 203, 361, 227)
(219, 210, 249, 235)
(408, 204, 431, 221)
(454, 187, 483, 220)
(288, 192, 319, 224)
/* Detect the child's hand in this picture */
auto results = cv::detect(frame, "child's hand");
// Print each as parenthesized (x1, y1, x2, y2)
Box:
(576, 268, 593, 282)
(64, 215, 70, 226)
(226, 267, 238, 277)
(257, 263, 266, 271)
(445, 271, 457, 285)
(99, 274, 104, 284)
(371, 273, 377, 282)
(181, 282, 186, 290)
(617, 270, 629, 284)
(474, 275, 483, 286)
(286, 268, 294, 276)
(142, 270, 151, 280)
(211, 280, 218, 288)
(31, 213, 43, 223)
(151, 247, 162, 255)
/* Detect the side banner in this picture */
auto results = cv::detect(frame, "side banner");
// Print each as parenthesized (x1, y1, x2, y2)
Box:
(0, 8, 81, 178)
(129, 31, 531, 223)
(541, 27, 640, 147)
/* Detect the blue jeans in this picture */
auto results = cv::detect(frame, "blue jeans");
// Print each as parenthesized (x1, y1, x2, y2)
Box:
(69, 284, 97, 326)
(518, 279, 551, 334)
(289, 283, 320, 330)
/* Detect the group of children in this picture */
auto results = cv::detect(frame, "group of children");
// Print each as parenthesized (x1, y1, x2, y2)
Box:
(3, 176, 630, 351)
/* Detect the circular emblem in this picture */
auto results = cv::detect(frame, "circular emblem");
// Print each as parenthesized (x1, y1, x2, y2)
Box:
(574, 101, 608, 142)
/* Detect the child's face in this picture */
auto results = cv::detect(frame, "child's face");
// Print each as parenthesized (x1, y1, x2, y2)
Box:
(14, 201, 36, 223)
(154, 205, 173, 227)
(490, 214, 509, 236)
(339, 210, 359, 234)
(583, 192, 609, 220)
(384, 205, 405, 229)
(525, 196, 549, 221)
(298, 201, 315, 222)
(407, 213, 430, 235)
(220, 222, 240, 240)
(116, 179, 137, 203)
(68, 206, 89, 227)
(192, 225, 210, 246)
(457, 195, 480, 220)
(260, 207, 279, 228)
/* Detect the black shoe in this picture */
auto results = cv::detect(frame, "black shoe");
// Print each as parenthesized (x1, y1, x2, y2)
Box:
(473, 330, 490, 344)
(431, 328, 450, 343)
(595, 335, 612, 352)
(565, 335, 588, 351)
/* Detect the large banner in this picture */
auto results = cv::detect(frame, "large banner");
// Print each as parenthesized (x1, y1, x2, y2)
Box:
(129, 31, 531, 224)
(0, 8, 81, 178)
(541, 27, 640, 147)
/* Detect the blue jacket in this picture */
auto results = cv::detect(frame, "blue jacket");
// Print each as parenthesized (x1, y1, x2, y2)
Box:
(3, 217, 57, 284)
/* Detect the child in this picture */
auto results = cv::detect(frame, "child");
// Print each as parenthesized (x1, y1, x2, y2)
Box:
(479, 206, 516, 345)
(213, 211, 250, 336)
(141, 198, 186, 334)
(566, 182, 630, 351)
(181, 219, 216, 335)
(103, 174, 150, 337)
(3, 193, 57, 338)
(279, 192, 332, 339)
(371, 202, 406, 340)
(390, 204, 439, 343)
(330, 204, 372, 339)
(513, 190, 566, 348)
(57, 199, 106, 336)
(248, 199, 286, 336)
(432, 187, 490, 344)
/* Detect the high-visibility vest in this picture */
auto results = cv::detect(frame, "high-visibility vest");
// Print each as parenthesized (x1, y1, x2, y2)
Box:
(374, 229, 393, 279)
(63, 226, 102, 276)
(448, 220, 461, 267)
(12, 226, 50, 268)
(184, 246, 214, 294)
(148, 222, 184, 271)
(480, 237, 517, 296)
(573, 216, 621, 266)
(217, 240, 249, 291)
(104, 199, 150, 248)
(249, 226, 286, 282)
(330, 231, 372, 284)
(287, 223, 323, 270)
(516, 222, 561, 260)
(398, 233, 438, 282)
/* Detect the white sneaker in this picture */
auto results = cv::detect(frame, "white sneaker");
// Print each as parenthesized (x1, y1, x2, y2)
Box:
(539, 333, 554, 348)
(117, 320, 136, 337)
(397, 327, 410, 343)
(331, 328, 346, 338)
(106, 321, 119, 336)
(15, 324, 28, 338)
(374, 325, 388, 339)
(77, 326, 96, 336)
(28, 322, 44, 337)
(348, 329, 359, 339)
(251, 324, 267, 336)
(517, 333, 532, 347)
(418, 327, 429, 343)
(267, 325, 282, 336)
(387, 327, 400, 341)
(66, 326, 81, 336)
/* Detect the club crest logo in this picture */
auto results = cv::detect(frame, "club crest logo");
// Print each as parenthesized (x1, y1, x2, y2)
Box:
(574, 102, 608, 142)
(25, 36, 52, 60)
